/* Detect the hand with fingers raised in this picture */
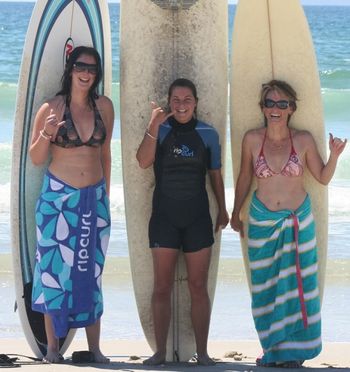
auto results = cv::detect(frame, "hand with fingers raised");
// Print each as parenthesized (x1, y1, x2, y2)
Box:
(146, 101, 174, 140)
(42, 108, 65, 138)
(329, 132, 347, 158)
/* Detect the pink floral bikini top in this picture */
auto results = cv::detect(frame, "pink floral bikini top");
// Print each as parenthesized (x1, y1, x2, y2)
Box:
(254, 129, 304, 178)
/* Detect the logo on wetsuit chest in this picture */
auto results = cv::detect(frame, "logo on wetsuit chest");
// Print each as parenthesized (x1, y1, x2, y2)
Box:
(172, 145, 194, 157)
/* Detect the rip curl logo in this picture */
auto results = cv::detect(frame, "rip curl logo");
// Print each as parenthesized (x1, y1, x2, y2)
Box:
(78, 210, 92, 272)
(173, 145, 194, 157)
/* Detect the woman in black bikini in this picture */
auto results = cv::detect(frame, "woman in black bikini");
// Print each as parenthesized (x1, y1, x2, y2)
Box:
(29, 46, 114, 363)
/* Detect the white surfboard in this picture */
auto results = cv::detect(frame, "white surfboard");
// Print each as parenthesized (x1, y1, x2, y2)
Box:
(120, 0, 228, 362)
(230, 0, 328, 299)
(10, 0, 111, 358)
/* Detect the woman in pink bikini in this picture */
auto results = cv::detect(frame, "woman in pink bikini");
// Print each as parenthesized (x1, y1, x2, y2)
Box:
(231, 80, 346, 368)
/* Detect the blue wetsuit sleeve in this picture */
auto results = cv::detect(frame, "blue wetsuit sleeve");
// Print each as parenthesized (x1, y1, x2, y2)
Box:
(158, 121, 172, 144)
(197, 121, 222, 169)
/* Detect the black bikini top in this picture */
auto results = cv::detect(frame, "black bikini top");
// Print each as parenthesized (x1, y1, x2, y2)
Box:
(53, 99, 106, 148)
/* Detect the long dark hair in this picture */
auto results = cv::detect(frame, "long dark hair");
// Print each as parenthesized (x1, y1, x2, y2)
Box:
(56, 46, 102, 106)
(168, 78, 198, 117)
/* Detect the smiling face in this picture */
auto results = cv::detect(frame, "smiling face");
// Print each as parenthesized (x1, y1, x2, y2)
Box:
(262, 89, 294, 127)
(71, 53, 97, 92)
(169, 86, 197, 124)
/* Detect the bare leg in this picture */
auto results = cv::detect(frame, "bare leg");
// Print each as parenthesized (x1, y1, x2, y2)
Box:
(43, 314, 63, 363)
(143, 248, 178, 365)
(185, 247, 215, 366)
(85, 319, 110, 363)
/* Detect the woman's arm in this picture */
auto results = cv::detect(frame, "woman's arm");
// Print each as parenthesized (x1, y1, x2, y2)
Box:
(208, 169, 229, 232)
(29, 98, 65, 166)
(305, 132, 347, 185)
(136, 102, 173, 169)
(99, 96, 115, 196)
(230, 132, 254, 237)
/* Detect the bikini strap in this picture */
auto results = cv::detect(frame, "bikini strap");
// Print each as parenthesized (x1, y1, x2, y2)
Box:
(289, 128, 297, 154)
(258, 129, 268, 156)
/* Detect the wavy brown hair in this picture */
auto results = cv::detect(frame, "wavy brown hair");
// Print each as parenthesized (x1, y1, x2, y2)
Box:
(259, 79, 298, 126)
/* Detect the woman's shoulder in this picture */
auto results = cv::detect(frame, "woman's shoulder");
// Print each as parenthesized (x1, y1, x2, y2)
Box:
(196, 120, 216, 131)
(291, 128, 314, 142)
(38, 96, 65, 115)
(243, 127, 264, 141)
(94, 95, 114, 128)
(95, 95, 113, 110)
(290, 129, 318, 154)
(195, 121, 220, 144)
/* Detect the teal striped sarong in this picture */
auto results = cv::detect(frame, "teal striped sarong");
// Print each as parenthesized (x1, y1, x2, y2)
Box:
(248, 192, 321, 364)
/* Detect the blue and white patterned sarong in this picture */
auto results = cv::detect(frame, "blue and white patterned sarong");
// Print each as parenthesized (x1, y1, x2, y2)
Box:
(32, 171, 110, 338)
(248, 192, 321, 364)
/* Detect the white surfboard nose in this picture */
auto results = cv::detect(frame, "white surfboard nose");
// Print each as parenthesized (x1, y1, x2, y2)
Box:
(150, 0, 198, 10)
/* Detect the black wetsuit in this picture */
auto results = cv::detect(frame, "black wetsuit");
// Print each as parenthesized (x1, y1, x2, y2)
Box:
(149, 117, 221, 252)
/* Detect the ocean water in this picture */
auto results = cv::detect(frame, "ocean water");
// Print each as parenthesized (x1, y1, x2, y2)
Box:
(0, 3, 349, 342)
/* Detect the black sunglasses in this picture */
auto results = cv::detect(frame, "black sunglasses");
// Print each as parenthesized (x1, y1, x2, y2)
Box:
(264, 98, 290, 110)
(73, 62, 98, 75)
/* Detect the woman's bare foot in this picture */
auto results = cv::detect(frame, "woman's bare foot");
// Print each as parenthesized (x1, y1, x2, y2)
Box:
(42, 351, 64, 364)
(196, 353, 216, 366)
(90, 350, 110, 364)
(143, 352, 166, 365)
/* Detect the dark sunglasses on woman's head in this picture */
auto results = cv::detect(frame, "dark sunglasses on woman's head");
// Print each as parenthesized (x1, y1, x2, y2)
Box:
(264, 98, 290, 109)
(73, 62, 98, 75)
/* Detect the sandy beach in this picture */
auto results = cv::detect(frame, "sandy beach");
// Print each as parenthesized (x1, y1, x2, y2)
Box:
(0, 338, 349, 371)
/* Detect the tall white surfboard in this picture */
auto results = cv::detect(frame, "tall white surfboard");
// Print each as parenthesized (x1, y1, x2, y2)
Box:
(10, 0, 111, 358)
(230, 0, 328, 299)
(120, 0, 227, 362)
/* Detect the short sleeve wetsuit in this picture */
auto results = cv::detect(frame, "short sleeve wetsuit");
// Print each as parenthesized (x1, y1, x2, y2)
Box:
(149, 116, 221, 252)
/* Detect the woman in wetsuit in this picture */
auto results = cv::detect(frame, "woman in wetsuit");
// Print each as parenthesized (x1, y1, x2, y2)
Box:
(137, 78, 229, 366)
(29, 46, 114, 363)
(230, 80, 346, 368)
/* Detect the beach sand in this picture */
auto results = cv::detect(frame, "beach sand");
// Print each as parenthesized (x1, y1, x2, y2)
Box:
(0, 339, 349, 371)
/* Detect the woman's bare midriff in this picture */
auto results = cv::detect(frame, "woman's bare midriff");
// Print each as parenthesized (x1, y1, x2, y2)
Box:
(49, 145, 104, 188)
(256, 176, 307, 211)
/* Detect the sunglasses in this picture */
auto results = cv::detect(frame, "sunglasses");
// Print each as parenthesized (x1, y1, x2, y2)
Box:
(73, 62, 98, 75)
(264, 98, 290, 109)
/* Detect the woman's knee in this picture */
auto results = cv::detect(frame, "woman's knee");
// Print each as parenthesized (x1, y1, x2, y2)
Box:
(187, 278, 208, 298)
(152, 282, 173, 300)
